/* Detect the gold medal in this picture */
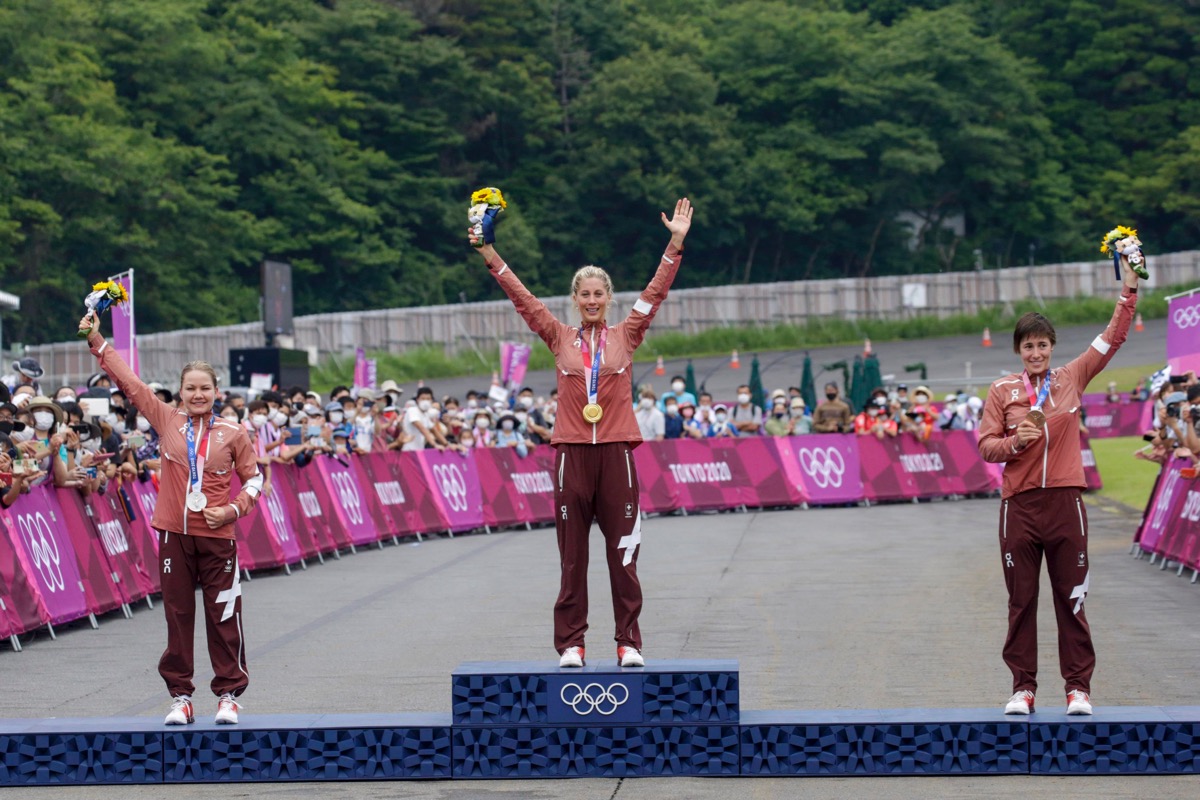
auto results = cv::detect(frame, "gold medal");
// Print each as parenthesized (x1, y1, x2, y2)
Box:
(582, 403, 604, 423)
(1025, 409, 1046, 427)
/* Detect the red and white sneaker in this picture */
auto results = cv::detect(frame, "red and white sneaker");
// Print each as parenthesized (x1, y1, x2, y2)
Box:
(618, 646, 644, 668)
(164, 695, 194, 725)
(559, 646, 585, 668)
(1004, 690, 1035, 715)
(1066, 690, 1093, 715)
(215, 694, 242, 725)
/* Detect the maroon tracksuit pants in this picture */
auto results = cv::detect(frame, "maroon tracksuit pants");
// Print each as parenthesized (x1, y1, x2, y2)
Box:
(157, 530, 249, 698)
(999, 487, 1094, 695)
(553, 443, 643, 654)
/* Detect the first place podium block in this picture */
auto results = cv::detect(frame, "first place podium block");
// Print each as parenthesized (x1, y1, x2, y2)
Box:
(451, 660, 739, 778)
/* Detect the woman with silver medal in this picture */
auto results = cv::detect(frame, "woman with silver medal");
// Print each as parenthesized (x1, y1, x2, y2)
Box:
(80, 309, 264, 726)
(470, 192, 693, 668)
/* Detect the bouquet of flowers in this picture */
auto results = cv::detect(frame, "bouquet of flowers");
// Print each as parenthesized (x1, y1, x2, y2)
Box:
(1099, 225, 1149, 281)
(77, 280, 129, 338)
(468, 187, 506, 247)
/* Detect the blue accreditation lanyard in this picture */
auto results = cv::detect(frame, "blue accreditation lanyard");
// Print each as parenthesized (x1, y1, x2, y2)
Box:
(1021, 370, 1052, 412)
(186, 415, 214, 496)
(579, 326, 607, 407)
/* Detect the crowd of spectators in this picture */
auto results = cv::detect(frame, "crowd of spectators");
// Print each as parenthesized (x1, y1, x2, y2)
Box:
(1137, 371, 1200, 469)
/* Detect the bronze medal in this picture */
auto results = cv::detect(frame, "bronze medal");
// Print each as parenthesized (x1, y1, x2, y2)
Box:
(1025, 408, 1046, 427)
(582, 403, 604, 423)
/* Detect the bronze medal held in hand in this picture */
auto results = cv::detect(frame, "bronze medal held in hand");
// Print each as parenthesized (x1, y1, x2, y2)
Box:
(1025, 408, 1046, 427)
(582, 403, 604, 423)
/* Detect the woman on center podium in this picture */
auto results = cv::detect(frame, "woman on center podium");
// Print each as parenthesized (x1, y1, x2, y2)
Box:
(468, 197, 694, 668)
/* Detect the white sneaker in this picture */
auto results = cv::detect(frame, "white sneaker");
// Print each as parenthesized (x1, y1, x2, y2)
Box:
(215, 694, 242, 724)
(558, 646, 584, 668)
(164, 695, 194, 725)
(1066, 690, 1093, 715)
(618, 646, 645, 667)
(1004, 690, 1035, 715)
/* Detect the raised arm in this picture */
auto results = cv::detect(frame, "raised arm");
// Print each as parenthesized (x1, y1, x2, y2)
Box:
(80, 311, 174, 434)
(469, 235, 564, 350)
(625, 198, 693, 349)
(1062, 255, 1141, 386)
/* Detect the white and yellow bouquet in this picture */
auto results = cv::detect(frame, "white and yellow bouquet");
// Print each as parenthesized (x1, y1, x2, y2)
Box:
(77, 280, 129, 338)
(1100, 225, 1149, 280)
(468, 187, 505, 247)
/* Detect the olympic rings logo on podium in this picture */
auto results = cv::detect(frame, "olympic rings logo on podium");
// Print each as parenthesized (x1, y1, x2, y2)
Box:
(798, 447, 846, 489)
(560, 682, 630, 716)
(1173, 303, 1200, 329)
(433, 463, 469, 512)
(18, 512, 64, 593)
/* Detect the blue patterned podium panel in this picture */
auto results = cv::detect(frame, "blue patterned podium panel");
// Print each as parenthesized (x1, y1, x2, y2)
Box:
(1029, 707, 1200, 775)
(0, 714, 452, 786)
(451, 660, 739, 726)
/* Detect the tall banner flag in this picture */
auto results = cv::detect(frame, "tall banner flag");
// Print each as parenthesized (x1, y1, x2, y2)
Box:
(353, 348, 376, 392)
(496, 341, 532, 405)
(107, 270, 138, 374)
(1167, 290, 1200, 377)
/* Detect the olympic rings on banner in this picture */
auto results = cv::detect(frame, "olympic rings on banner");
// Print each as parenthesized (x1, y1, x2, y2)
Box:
(1172, 303, 1200, 330)
(265, 487, 290, 542)
(330, 470, 364, 526)
(433, 463, 469, 512)
(19, 511, 64, 593)
(798, 447, 846, 489)
(560, 682, 630, 716)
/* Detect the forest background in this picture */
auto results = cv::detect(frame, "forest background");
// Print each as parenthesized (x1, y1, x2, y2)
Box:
(1, 0, 1197, 345)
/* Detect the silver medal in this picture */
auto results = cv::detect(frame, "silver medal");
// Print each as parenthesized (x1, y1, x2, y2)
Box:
(187, 491, 208, 513)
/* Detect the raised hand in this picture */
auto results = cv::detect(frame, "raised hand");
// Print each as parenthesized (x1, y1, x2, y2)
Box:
(661, 197, 694, 246)
(78, 311, 99, 337)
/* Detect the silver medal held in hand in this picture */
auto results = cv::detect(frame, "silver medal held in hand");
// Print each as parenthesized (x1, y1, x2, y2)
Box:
(187, 491, 208, 513)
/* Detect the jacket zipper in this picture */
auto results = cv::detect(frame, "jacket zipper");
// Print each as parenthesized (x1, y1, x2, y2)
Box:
(625, 450, 632, 489)
(1075, 496, 1085, 538)
(1041, 420, 1051, 488)
(558, 450, 566, 491)
(1002, 500, 1009, 540)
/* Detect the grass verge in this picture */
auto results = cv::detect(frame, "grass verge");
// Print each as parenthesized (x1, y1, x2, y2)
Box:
(1090, 435, 1161, 512)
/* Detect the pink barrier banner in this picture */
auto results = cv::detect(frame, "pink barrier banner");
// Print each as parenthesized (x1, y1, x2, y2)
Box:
(87, 490, 156, 601)
(353, 453, 415, 537)
(0, 486, 88, 626)
(725, 437, 802, 508)
(230, 473, 291, 571)
(632, 445, 678, 513)
(858, 431, 1000, 502)
(1136, 458, 1193, 554)
(1168, 293, 1200, 376)
(276, 463, 339, 557)
(124, 480, 162, 591)
(258, 476, 305, 564)
(415, 449, 484, 533)
(786, 434, 865, 505)
(1080, 434, 1103, 491)
(54, 489, 127, 613)
(1081, 400, 1152, 439)
(0, 501, 49, 636)
(641, 439, 745, 512)
(392, 453, 453, 535)
(473, 445, 556, 528)
(314, 456, 382, 547)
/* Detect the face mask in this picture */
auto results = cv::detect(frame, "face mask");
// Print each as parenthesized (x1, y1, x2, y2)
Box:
(672, 381, 685, 393)
(699, 403, 711, 411)
(329, 411, 344, 424)
(303, 404, 320, 416)
(914, 396, 929, 406)
(83, 438, 101, 453)
(501, 420, 515, 432)
(515, 411, 528, 423)
(715, 412, 728, 423)
(57, 394, 76, 404)
(475, 418, 490, 430)
(418, 400, 432, 412)
(639, 398, 654, 410)
(358, 411, 372, 420)
(791, 409, 805, 418)
(136, 417, 152, 433)
(11, 427, 34, 443)
(737, 393, 751, 405)
(460, 437, 475, 447)
(105, 413, 119, 426)
(774, 407, 786, 417)
(519, 396, 534, 409)
(466, 399, 478, 409)
(306, 425, 323, 438)
(251, 414, 268, 429)
(665, 404, 678, 416)
(32, 411, 54, 431)
(826, 393, 837, 401)
(269, 411, 286, 427)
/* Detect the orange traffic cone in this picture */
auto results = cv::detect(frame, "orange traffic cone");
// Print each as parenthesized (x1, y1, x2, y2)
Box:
(982, 327, 992, 348)
(655, 355, 665, 376)
(1135, 313, 1144, 332)
(863, 337, 872, 357)
(730, 349, 741, 369)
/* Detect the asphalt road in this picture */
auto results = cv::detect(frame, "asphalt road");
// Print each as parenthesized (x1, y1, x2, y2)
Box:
(2, 489, 1198, 798)
(383, 316, 1169, 406)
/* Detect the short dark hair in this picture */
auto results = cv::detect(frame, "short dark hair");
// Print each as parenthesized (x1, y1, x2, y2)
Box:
(1187, 384, 1200, 402)
(737, 384, 750, 393)
(416, 387, 434, 399)
(1013, 312, 1056, 353)
(670, 375, 685, 383)
(248, 400, 269, 413)
(330, 385, 350, 399)
(260, 390, 282, 405)
(824, 382, 838, 392)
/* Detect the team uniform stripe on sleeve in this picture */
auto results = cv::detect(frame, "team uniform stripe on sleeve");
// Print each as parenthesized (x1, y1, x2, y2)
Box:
(1090, 335, 1111, 355)
(661, 254, 674, 264)
(633, 298, 653, 315)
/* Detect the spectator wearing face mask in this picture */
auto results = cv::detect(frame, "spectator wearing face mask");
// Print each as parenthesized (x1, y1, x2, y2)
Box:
(0, 435, 47, 508)
(789, 397, 811, 433)
(350, 403, 376, 453)
(4, 357, 44, 396)
(812, 383, 852, 433)
(53, 386, 79, 405)
(403, 387, 449, 451)
(517, 387, 552, 445)
(635, 389, 666, 442)
(902, 386, 936, 439)
(662, 395, 684, 439)
(854, 397, 898, 439)
(730, 384, 763, 436)
(494, 412, 528, 457)
(694, 391, 715, 427)
(472, 409, 495, 448)
(764, 395, 793, 437)
(708, 403, 737, 438)
(658, 376, 697, 412)
(678, 400, 706, 439)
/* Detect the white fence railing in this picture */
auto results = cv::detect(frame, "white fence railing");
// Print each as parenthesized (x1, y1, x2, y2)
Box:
(26, 250, 1200, 387)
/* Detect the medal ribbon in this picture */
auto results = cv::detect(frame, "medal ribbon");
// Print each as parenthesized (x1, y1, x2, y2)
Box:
(1021, 370, 1052, 412)
(186, 415, 213, 498)
(579, 325, 607, 409)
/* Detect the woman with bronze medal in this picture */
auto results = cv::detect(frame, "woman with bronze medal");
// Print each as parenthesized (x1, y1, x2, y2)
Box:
(979, 227, 1145, 716)
(468, 190, 694, 667)
(78, 307, 263, 725)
